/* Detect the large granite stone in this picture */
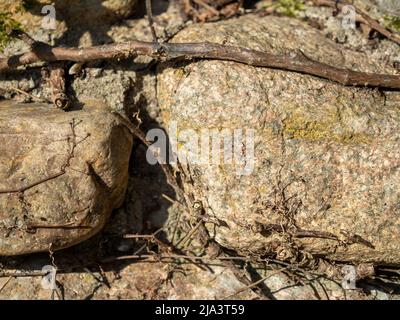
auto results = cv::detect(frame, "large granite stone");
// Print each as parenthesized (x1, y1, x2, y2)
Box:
(157, 15, 400, 265)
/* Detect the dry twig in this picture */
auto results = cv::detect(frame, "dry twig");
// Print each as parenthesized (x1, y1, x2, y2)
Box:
(1, 40, 399, 89)
(4, 86, 47, 103)
(145, 0, 158, 43)
(222, 267, 286, 299)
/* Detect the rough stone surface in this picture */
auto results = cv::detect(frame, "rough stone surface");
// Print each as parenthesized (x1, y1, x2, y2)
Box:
(50, 0, 137, 22)
(295, 1, 400, 65)
(0, 2, 182, 113)
(1, 2, 399, 299)
(0, 101, 133, 255)
(369, 0, 400, 16)
(157, 15, 400, 265)
(0, 258, 376, 300)
(0, 0, 137, 48)
(0, 0, 137, 27)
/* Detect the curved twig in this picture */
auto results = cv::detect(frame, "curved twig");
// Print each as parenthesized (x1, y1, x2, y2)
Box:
(0, 40, 399, 89)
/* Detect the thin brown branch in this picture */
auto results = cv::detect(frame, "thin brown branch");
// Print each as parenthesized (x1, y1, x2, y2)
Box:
(145, 0, 158, 43)
(100, 253, 249, 264)
(0, 270, 49, 278)
(9, 30, 36, 47)
(222, 267, 286, 299)
(186, 0, 242, 21)
(0, 254, 247, 279)
(257, 222, 375, 249)
(5, 86, 48, 103)
(111, 111, 185, 198)
(1, 40, 399, 89)
(203, 0, 240, 7)
(0, 171, 65, 194)
(122, 234, 157, 239)
(175, 219, 203, 249)
(26, 206, 91, 232)
(0, 276, 13, 294)
(193, 0, 220, 16)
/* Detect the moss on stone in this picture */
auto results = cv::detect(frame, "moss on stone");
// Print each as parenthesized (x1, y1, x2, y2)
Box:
(262, 0, 305, 18)
(384, 15, 400, 33)
(0, 13, 23, 51)
(0, 2, 25, 52)
(283, 112, 373, 144)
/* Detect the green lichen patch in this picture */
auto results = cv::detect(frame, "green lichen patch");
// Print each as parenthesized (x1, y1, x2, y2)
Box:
(384, 15, 400, 33)
(262, 0, 305, 18)
(283, 113, 373, 144)
(0, 12, 23, 51)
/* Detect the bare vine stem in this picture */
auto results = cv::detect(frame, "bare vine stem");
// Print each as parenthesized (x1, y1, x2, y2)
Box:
(1, 39, 399, 89)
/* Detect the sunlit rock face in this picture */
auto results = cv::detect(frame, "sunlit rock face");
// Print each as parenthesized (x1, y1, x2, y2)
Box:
(157, 14, 400, 265)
